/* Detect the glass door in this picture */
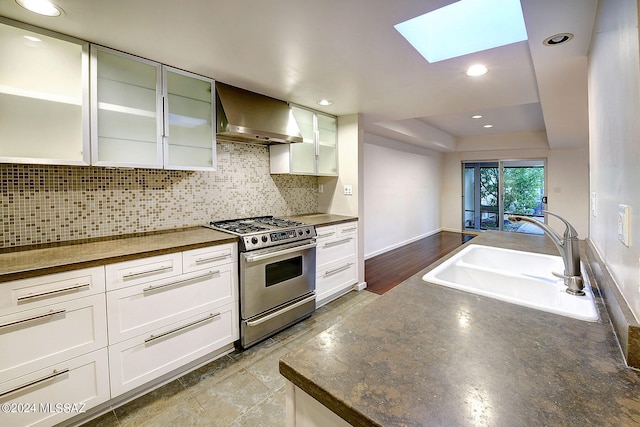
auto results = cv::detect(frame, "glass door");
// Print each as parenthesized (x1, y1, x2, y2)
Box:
(463, 159, 546, 233)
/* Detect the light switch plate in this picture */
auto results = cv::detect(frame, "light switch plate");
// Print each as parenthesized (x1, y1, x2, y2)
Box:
(618, 204, 630, 247)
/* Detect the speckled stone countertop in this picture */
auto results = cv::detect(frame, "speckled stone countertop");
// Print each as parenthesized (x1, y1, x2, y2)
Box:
(285, 213, 357, 227)
(0, 227, 235, 283)
(280, 231, 640, 426)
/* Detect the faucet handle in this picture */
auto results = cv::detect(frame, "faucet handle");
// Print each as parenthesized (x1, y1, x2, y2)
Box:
(541, 210, 578, 238)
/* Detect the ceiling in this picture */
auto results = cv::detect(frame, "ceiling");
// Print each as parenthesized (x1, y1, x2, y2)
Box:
(0, 0, 598, 152)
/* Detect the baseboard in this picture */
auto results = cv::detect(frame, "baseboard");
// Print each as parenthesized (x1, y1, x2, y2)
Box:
(364, 228, 442, 260)
(585, 238, 640, 369)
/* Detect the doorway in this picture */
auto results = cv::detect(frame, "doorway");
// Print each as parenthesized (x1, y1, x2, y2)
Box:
(463, 159, 546, 233)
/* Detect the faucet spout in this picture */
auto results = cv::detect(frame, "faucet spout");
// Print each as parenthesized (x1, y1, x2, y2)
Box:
(507, 211, 584, 296)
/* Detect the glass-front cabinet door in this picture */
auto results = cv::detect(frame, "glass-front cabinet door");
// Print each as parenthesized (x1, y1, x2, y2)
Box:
(91, 46, 163, 168)
(0, 18, 89, 165)
(290, 106, 316, 174)
(163, 67, 215, 170)
(316, 112, 337, 176)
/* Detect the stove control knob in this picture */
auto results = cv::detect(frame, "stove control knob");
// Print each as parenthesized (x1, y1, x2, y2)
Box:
(251, 237, 258, 245)
(306, 228, 311, 234)
(262, 235, 268, 242)
(298, 230, 303, 236)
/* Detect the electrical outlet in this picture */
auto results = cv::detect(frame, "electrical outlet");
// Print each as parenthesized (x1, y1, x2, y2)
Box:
(318, 184, 324, 194)
(618, 204, 630, 247)
(591, 192, 597, 217)
(344, 185, 353, 195)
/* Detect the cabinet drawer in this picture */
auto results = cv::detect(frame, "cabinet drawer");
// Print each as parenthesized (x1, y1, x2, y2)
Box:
(108, 302, 238, 397)
(316, 257, 357, 306)
(316, 234, 357, 267)
(0, 267, 105, 314)
(336, 222, 358, 236)
(0, 349, 110, 427)
(106, 263, 237, 344)
(315, 225, 337, 242)
(105, 253, 182, 291)
(182, 243, 237, 273)
(0, 294, 107, 383)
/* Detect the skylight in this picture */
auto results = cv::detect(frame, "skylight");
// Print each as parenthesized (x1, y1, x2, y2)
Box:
(394, 0, 528, 63)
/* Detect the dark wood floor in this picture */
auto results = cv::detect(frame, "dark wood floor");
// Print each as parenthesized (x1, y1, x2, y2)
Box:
(365, 231, 474, 295)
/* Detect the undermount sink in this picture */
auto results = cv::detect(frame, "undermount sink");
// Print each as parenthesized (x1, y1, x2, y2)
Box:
(422, 244, 599, 322)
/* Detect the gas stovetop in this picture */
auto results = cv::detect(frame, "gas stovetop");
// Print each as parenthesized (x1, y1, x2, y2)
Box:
(208, 216, 316, 251)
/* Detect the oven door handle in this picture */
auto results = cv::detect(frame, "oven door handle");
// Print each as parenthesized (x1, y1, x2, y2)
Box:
(243, 241, 317, 263)
(246, 294, 316, 327)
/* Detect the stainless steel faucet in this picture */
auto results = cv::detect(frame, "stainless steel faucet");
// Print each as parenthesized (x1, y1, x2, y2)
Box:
(507, 211, 584, 296)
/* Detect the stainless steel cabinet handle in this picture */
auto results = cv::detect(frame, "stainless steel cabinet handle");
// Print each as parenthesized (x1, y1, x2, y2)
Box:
(341, 227, 357, 233)
(0, 309, 66, 331)
(0, 369, 69, 399)
(195, 254, 231, 264)
(144, 312, 220, 343)
(16, 283, 91, 303)
(143, 270, 219, 294)
(324, 263, 353, 277)
(317, 232, 336, 238)
(244, 241, 317, 263)
(246, 294, 315, 327)
(323, 237, 352, 248)
(122, 265, 173, 280)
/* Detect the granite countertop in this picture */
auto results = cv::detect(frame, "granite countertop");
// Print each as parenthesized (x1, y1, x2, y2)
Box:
(285, 213, 357, 227)
(279, 231, 640, 426)
(0, 214, 356, 283)
(0, 227, 236, 283)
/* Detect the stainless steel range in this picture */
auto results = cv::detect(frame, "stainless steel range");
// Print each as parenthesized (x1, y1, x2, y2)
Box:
(208, 216, 316, 349)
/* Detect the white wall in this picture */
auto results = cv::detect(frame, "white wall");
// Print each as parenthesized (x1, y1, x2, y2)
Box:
(363, 133, 442, 259)
(440, 146, 589, 238)
(588, 0, 640, 320)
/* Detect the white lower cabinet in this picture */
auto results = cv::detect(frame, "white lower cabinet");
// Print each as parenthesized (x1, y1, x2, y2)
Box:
(315, 222, 358, 307)
(108, 302, 238, 396)
(106, 242, 239, 397)
(0, 347, 110, 427)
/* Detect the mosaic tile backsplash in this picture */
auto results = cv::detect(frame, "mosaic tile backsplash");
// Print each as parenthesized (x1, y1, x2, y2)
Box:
(1, 142, 318, 248)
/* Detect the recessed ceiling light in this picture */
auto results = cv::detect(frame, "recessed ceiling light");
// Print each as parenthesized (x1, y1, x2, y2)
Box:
(394, 0, 527, 63)
(466, 64, 488, 77)
(23, 35, 42, 42)
(543, 33, 574, 46)
(316, 99, 333, 106)
(471, 115, 483, 119)
(483, 124, 494, 128)
(15, 0, 62, 16)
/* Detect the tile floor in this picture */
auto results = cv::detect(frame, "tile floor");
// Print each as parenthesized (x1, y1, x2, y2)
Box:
(83, 290, 379, 427)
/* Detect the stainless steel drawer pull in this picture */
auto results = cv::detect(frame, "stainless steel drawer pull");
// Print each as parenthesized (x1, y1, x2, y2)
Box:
(16, 283, 91, 303)
(0, 309, 66, 330)
(0, 368, 69, 399)
(323, 237, 353, 248)
(143, 270, 219, 293)
(317, 232, 336, 238)
(341, 227, 357, 233)
(144, 312, 220, 344)
(244, 241, 317, 263)
(195, 254, 231, 264)
(324, 263, 354, 277)
(123, 265, 173, 280)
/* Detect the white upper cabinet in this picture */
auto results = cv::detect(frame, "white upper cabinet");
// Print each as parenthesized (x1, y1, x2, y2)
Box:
(270, 105, 338, 176)
(91, 46, 215, 170)
(0, 18, 90, 165)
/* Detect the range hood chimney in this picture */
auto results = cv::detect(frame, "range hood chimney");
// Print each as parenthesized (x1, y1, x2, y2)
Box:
(215, 82, 303, 144)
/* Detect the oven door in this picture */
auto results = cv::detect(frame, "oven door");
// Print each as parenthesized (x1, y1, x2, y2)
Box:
(240, 239, 316, 320)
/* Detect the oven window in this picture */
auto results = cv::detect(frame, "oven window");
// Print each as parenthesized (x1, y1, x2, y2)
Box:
(265, 256, 303, 287)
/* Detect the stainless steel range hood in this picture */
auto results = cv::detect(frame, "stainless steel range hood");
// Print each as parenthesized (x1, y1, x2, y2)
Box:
(215, 82, 303, 144)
